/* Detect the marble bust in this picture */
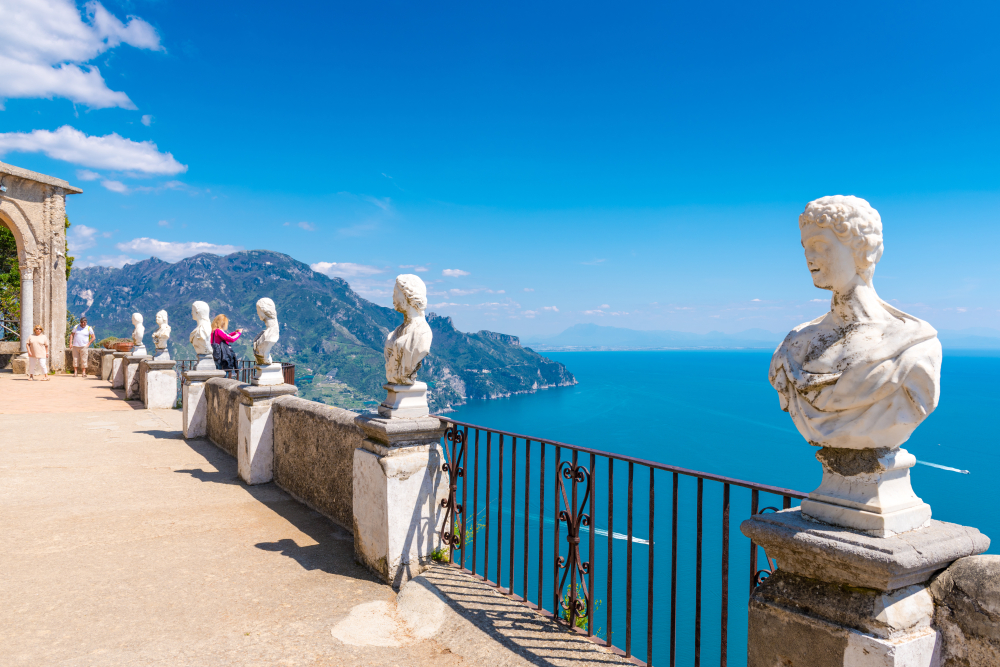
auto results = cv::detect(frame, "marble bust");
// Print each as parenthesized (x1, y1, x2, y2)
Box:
(252, 297, 279, 365)
(189, 301, 212, 368)
(769, 195, 941, 536)
(152, 310, 171, 360)
(252, 297, 283, 385)
(384, 274, 432, 385)
(130, 313, 146, 356)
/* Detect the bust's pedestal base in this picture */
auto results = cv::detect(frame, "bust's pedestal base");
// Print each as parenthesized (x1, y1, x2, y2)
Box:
(100, 349, 115, 381)
(152, 348, 170, 361)
(741, 509, 990, 667)
(237, 384, 298, 485)
(124, 354, 151, 400)
(803, 447, 931, 537)
(378, 382, 429, 419)
(111, 351, 128, 388)
(194, 353, 216, 371)
(252, 362, 283, 386)
(352, 414, 447, 588)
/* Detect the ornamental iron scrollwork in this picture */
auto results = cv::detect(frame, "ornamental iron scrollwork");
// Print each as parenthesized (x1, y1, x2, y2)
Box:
(556, 460, 591, 629)
(753, 506, 780, 587)
(439, 425, 466, 551)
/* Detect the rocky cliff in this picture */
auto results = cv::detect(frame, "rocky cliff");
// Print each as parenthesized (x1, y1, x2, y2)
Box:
(68, 250, 575, 411)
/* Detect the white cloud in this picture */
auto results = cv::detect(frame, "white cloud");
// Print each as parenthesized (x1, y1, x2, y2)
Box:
(600, 304, 610, 309)
(429, 302, 465, 308)
(141, 115, 153, 126)
(584, 309, 605, 315)
(751, 298, 761, 302)
(311, 261, 384, 279)
(523, 287, 534, 292)
(399, 264, 429, 273)
(810, 298, 827, 303)
(0, 126, 187, 175)
(542, 306, 559, 312)
(449, 288, 478, 296)
(77, 254, 134, 268)
(157, 220, 170, 227)
(582, 259, 606, 265)
(362, 195, 392, 211)
(101, 179, 128, 193)
(0, 0, 162, 109)
(442, 269, 470, 277)
(76, 168, 100, 181)
(115, 238, 243, 262)
(67, 224, 100, 251)
(297, 221, 316, 231)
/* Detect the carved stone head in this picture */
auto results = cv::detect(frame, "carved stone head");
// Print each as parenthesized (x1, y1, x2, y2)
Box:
(393, 274, 428, 318)
(799, 196, 883, 291)
(132, 313, 143, 326)
(191, 301, 209, 324)
(155, 310, 168, 326)
(256, 297, 277, 322)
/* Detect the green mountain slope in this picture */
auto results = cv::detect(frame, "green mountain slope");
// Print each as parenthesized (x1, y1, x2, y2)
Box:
(68, 250, 575, 411)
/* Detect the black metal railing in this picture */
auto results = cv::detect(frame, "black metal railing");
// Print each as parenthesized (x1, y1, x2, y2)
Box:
(1, 319, 18, 341)
(175, 359, 295, 385)
(435, 417, 806, 667)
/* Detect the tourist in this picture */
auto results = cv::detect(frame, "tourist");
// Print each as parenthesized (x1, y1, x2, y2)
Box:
(26, 325, 50, 381)
(211, 314, 244, 372)
(69, 316, 95, 377)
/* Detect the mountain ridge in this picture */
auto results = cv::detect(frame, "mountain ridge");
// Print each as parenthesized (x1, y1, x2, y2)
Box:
(68, 250, 576, 411)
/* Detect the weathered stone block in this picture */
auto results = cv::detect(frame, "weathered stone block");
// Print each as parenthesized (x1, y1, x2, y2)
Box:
(237, 384, 297, 485)
(182, 369, 226, 439)
(272, 396, 362, 529)
(205, 378, 242, 456)
(930, 555, 1000, 666)
(141, 360, 177, 410)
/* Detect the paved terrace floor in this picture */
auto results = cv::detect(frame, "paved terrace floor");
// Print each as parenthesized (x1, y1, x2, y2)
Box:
(1, 372, 627, 666)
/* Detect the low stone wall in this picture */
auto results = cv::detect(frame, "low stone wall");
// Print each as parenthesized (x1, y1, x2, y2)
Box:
(62, 348, 102, 375)
(931, 555, 1000, 666)
(272, 396, 362, 530)
(204, 378, 243, 457)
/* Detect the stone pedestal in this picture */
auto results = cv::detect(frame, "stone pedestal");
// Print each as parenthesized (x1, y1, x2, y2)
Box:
(379, 381, 429, 419)
(111, 351, 128, 389)
(132, 344, 147, 357)
(182, 369, 227, 439)
(237, 384, 298, 485)
(124, 354, 152, 400)
(100, 349, 115, 381)
(741, 509, 989, 667)
(802, 447, 932, 537)
(141, 360, 177, 409)
(352, 414, 448, 588)
(252, 362, 283, 386)
(194, 353, 216, 371)
(11, 355, 27, 374)
(152, 347, 170, 361)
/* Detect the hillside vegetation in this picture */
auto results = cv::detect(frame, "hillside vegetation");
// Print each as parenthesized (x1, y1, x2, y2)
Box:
(68, 250, 575, 411)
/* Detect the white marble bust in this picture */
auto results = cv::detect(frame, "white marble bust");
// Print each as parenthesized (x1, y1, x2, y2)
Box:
(131, 313, 144, 347)
(769, 195, 941, 450)
(189, 301, 212, 356)
(769, 195, 941, 535)
(384, 274, 432, 385)
(152, 310, 171, 351)
(253, 297, 279, 365)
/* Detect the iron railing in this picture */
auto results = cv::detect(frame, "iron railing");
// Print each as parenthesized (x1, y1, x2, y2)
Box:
(175, 359, 295, 385)
(435, 416, 807, 667)
(1, 319, 18, 341)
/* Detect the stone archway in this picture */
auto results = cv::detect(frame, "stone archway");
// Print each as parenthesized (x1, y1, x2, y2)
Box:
(0, 161, 82, 373)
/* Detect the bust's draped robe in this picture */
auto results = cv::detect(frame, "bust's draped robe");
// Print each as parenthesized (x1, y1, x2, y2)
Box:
(385, 318, 432, 385)
(769, 301, 942, 450)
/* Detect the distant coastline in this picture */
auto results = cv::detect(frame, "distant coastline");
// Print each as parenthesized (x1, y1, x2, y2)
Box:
(523, 323, 1000, 353)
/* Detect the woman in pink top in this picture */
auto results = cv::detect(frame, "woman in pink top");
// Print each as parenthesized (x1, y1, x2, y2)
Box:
(211, 314, 244, 345)
(211, 314, 244, 372)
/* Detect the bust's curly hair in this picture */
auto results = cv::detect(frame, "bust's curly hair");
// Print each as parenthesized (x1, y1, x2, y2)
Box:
(799, 195, 883, 284)
(396, 274, 428, 311)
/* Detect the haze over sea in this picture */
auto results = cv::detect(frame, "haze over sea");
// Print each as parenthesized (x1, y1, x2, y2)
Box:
(447, 350, 999, 665)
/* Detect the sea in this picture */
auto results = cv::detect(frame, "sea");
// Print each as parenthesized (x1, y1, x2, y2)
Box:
(444, 350, 999, 666)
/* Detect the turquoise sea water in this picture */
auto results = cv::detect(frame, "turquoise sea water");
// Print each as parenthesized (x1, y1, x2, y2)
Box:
(444, 351, 998, 665)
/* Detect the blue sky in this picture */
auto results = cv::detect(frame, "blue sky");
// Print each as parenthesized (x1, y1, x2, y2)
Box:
(2, 0, 999, 337)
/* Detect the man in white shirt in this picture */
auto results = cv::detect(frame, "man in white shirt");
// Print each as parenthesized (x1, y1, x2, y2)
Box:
(70, 317, 95, 377)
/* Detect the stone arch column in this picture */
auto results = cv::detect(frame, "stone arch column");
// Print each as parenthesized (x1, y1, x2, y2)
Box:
(0, 162, 82, 372)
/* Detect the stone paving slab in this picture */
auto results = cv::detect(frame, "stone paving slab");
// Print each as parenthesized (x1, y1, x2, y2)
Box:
(0, 372, 141, 414)
(0, 406, 462, 666)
